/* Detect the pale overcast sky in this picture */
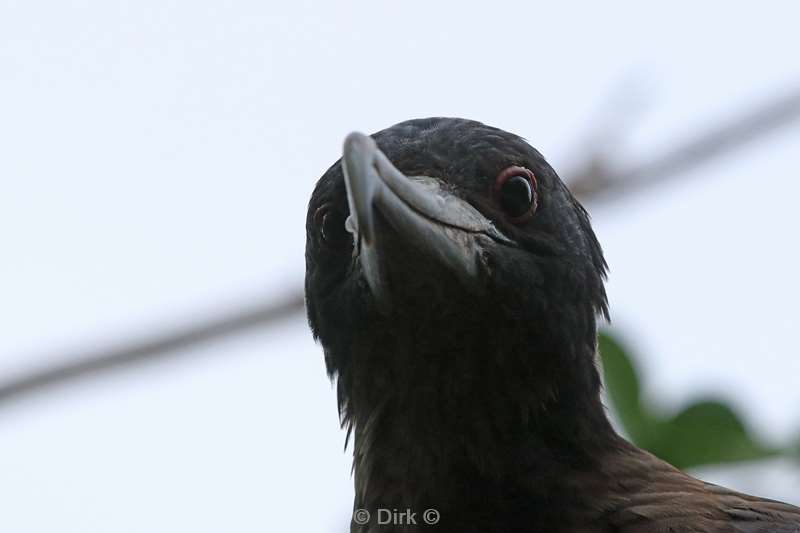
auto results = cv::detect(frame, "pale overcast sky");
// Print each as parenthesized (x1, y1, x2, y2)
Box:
(1, 2, 799, 532)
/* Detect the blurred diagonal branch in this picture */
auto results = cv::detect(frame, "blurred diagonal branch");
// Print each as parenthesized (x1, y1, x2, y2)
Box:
(2, 86, 800, 408)
(0, 293, 305, 406)
(569, 88, 800, 202)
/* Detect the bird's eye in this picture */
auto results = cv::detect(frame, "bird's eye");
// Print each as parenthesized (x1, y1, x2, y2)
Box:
(314, 205, 351, 249)
(493, 166, 537, 223)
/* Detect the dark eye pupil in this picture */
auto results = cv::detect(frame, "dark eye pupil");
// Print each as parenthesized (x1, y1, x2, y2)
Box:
(499, 175, 533, 218)
(321, 210, 350, 247)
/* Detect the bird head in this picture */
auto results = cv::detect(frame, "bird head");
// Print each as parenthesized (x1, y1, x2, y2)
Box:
(304, 117, 800, 533)
(305, 118, 609, 443)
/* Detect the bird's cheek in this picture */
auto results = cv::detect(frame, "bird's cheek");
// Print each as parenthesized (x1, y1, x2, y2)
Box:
(475, 248, 498, 288)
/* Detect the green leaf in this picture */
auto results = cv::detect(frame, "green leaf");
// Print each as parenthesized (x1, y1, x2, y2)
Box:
(648, 400, 777, 470)
(597, 332, 653, 444)
(597, 330, 785, 471)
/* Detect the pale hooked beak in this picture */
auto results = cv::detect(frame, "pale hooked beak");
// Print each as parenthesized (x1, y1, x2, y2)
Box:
(341, 132, 513, 307)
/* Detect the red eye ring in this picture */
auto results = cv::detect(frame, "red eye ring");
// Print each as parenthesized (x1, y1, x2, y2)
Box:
(492, 166, 538, 223)
(314, 203, 351, 249)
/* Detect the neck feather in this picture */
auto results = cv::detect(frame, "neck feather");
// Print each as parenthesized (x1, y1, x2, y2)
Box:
(338, 306, 618, 520)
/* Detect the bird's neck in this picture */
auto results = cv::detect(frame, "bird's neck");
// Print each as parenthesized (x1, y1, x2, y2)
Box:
(343, 312, 619, 530)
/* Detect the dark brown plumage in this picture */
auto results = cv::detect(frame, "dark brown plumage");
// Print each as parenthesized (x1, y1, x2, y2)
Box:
(304, 118, 800, 532)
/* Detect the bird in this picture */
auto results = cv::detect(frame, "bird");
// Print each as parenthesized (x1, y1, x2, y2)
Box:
(304, 118, 800, 532)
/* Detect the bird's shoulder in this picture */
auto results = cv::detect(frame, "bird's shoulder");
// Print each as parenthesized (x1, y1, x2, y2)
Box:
(594, 445, 800, 533)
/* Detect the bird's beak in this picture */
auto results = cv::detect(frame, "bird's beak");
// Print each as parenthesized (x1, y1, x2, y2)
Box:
(342, 132, 513, 307)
